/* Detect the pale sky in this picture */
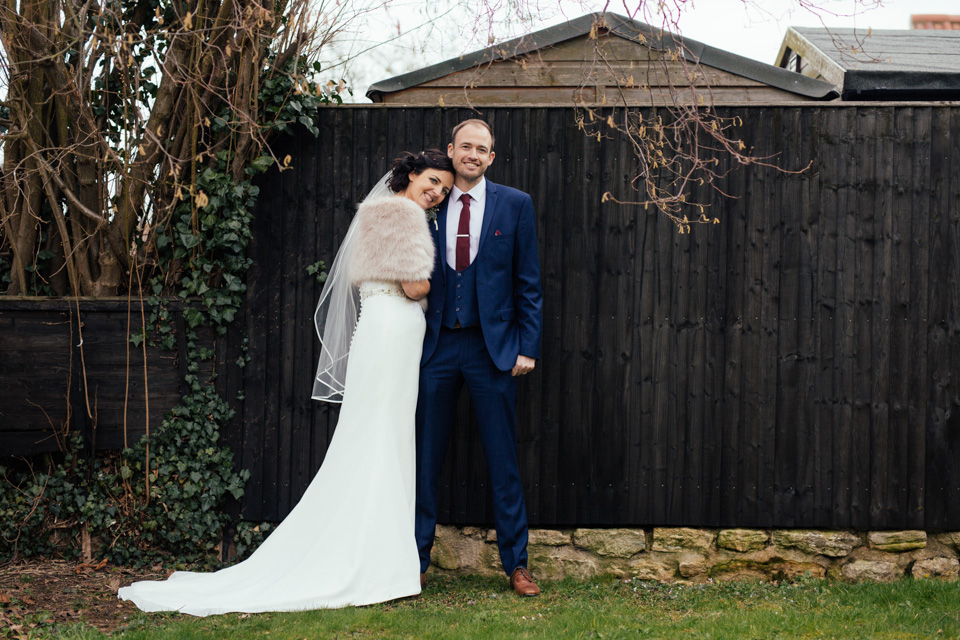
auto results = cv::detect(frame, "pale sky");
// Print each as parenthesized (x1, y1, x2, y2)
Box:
(670, 0, 958, 64)
(321, 0, 959, 102)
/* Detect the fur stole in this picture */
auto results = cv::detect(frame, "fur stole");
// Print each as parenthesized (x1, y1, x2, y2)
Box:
(348, 196, 435, 284)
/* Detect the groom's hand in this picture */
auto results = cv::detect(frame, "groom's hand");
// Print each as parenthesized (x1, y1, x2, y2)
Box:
(512, 355, 536, 377)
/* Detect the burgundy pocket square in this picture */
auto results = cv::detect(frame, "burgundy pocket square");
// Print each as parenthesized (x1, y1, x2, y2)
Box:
(495, 230, 502, 236)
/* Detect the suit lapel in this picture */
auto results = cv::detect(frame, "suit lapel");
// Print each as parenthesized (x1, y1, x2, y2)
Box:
(478, 181, 498, 254)
(436, 197, 450, 284)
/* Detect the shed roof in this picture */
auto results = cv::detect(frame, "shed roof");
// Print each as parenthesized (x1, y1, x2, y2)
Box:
(366, 13, 838, 102)
(777, 27, 960, 100)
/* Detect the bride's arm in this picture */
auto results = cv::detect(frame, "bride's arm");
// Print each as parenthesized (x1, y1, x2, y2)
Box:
(401, 279, 430, 300)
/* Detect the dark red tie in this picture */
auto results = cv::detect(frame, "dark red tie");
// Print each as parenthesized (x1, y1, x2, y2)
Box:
(456, 193, 471, 271)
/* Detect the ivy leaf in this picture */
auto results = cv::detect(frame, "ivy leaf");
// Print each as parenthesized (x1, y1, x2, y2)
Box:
(180, 232, 199, 249)
(250, 155, 274, 173)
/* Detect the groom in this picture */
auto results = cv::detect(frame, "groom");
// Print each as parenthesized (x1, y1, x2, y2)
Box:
(415, 119, 543, 597)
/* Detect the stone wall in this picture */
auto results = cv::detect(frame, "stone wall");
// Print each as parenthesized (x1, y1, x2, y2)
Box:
(428, 527, 960, 583)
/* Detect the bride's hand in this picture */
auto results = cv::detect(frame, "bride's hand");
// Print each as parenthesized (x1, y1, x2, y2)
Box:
(401, 280, 430, 300)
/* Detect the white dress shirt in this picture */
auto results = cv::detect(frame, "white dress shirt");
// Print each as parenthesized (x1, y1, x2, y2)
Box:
(445, 178, 486, 270)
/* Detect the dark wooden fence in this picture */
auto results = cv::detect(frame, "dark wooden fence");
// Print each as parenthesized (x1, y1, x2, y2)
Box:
(3, 105, 959, 531)
(0, 298, 215, 456)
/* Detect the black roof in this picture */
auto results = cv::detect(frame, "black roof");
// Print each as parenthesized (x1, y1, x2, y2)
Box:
(785, 27, 960, 100)
(366, 12, 838, 102)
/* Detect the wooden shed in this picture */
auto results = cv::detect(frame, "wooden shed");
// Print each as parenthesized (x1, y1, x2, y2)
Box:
(366, 12, 838, 106)
(776, 27, 960, 100)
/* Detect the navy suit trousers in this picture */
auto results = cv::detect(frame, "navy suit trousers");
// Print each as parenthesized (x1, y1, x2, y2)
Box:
(415, 326, 529, 575)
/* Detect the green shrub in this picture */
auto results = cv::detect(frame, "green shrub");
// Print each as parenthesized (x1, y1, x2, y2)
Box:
(1, 384, 248, 569)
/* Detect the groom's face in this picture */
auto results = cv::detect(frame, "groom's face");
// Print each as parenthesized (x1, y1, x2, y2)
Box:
(448, 124, 495, 183)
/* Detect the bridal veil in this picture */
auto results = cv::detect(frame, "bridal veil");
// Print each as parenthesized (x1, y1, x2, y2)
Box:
(311, 173, 392, 402)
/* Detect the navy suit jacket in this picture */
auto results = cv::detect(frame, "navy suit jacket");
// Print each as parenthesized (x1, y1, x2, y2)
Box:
(421, 180, 543, 371)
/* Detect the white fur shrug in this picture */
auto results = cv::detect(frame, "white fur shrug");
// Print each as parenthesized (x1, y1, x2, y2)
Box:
(347, 196, 435, 284)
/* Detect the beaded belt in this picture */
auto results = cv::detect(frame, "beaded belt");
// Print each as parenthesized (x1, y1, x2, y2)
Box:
(359, 281, 406, 302)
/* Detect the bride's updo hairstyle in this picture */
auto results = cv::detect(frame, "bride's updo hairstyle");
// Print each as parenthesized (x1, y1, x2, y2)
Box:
(387, 149, 454, 193)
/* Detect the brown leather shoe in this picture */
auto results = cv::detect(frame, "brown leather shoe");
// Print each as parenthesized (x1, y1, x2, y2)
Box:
(420, 573, 427, 589)
(510, 567, 540, 597)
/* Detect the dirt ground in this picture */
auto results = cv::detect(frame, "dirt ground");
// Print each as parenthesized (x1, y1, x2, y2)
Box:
(0, 559, 168, 637)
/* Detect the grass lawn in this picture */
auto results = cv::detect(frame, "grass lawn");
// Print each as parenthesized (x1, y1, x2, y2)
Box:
(38, 574, 960, 639)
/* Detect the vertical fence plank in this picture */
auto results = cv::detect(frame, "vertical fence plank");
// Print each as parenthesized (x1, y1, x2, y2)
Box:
(535, 107, 566, 526)
(925, 107, 960, 529)
(818, 108, 840, 526)
(887, 107, 914, 529)
(558, 107, 589, 525)
(757, 108, 782, 528)
(738, 107, 768, 526)
(838, 110, 873, 522)
(849, 106, 873, 528)
(650, 116, 676, 525)
(630, 110, 658, 525)
(289, 130, 318, 511)
(869, 106, 893, 529)
(670, 203, 693, 523)
(774, 107, 802, 527)
(906, 107, 932, 528)
(795, 107, 820, 526)
(719, 116, 748, 526)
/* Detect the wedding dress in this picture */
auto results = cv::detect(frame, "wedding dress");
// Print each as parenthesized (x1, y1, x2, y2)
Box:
(118, 283, 424, 615)
(119, 192, 435, 616)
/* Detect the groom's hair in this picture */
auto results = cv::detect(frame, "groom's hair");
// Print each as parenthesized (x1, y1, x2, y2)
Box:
(451, 119, 495, 151)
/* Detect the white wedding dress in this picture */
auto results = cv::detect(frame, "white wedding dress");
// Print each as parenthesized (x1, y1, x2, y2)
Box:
(119, 281, 424, 616)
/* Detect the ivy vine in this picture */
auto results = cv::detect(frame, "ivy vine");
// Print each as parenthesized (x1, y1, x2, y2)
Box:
(0, 55, 338, 568)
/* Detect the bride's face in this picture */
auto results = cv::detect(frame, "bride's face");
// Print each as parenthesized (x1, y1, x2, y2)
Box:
(403, 169, 454, 209)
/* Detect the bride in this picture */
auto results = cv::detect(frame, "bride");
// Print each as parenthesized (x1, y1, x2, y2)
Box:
(118, 150, 455, 616)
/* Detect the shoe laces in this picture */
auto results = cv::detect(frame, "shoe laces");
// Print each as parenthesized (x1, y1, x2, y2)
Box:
(513, 567, 533, 583)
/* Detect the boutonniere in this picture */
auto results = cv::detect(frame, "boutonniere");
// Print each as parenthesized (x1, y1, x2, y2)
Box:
(425, 205, 439, 230)
(494, 229, 502, 236)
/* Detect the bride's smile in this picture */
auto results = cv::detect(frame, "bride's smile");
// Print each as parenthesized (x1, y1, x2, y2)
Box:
(403, 169, 453, 209)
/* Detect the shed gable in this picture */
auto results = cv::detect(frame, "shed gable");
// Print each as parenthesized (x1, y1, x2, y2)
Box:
(367, 13, 837, 106)
(378, 33, 819, 106)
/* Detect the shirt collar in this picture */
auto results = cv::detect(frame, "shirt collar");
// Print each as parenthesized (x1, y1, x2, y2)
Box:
(451, 177, 486, 204)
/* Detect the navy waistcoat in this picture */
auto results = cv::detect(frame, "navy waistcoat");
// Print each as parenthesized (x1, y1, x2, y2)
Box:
(442, 260, 480, 328)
